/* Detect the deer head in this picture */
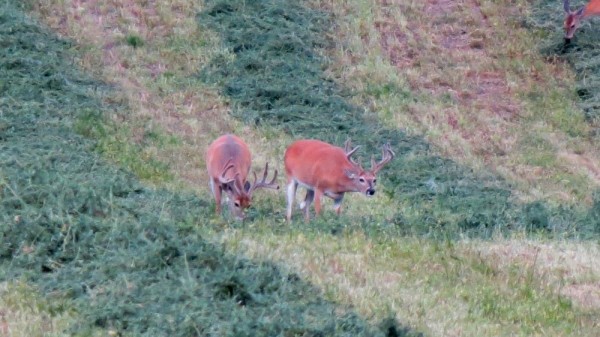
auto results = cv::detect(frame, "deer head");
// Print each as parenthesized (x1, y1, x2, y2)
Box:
(343, 139, 395, 196)
(564, 0, 586, 39)
(220, 161, 279, 220)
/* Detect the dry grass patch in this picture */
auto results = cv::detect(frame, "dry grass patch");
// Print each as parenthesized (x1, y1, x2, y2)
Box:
(25, 0, 401, 220)
(315, 0, 600, 204)
(29, 0, 292, 194)
(475, 239, 600, 310)
(215, 228, 600, 337)
(0, 282, 75, 337)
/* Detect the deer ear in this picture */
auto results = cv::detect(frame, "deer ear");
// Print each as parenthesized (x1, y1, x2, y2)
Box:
(244, 181, 251, 193)
(576, 6, 585, 16)
(344, 169, 358, 179)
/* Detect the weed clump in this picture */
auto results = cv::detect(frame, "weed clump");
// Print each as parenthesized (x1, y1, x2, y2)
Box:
(125, 34, 144, 48)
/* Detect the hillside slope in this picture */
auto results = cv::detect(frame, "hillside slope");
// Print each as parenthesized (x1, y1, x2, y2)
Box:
(0, 1, 417, 336)
(2, 0, 599, 335)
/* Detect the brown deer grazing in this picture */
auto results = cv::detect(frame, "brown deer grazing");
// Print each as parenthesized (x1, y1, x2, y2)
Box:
(284, 139, 394, 222)
(564, 0, 600, 39)
(205, 134, 279, 220)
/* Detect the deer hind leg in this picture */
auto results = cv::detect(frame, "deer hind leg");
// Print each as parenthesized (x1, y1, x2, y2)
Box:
(300, 189, 314, 221)
(313, 190, 324, 220)
(333, 193, 345, 215)
(286, 180, 298, 222)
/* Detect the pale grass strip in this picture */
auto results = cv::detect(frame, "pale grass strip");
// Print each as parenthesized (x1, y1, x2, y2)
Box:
(216, 228, 600, 337)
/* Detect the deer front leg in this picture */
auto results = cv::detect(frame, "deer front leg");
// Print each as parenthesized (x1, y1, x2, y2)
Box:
(286, 180, 298, 222)
(211, 179, 223, 214)
(333, 193, 345, 215)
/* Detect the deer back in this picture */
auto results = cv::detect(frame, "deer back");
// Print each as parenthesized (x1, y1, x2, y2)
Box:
(284, 140, 354, 187)
(206, 134, 251, 184)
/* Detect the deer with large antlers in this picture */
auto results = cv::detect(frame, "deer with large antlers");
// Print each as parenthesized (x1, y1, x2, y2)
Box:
(563, 0, 600, 40)
(284, 139, 395, 222)
(205, 134, 279, 220)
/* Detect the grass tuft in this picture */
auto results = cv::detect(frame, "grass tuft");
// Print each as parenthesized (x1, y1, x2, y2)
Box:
(125, 34, 144, 48)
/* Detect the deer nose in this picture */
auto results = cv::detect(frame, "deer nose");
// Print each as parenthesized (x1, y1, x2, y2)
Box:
(366, 189, 375, 196)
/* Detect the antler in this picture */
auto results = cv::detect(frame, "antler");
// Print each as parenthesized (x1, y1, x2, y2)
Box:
(344, 139, 362, 168)
(218, 158, 236, 184)
(371, 143, 395, 174)
(249, 163, 279, 194)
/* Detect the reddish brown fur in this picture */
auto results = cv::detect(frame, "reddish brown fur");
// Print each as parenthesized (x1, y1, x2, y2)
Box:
(284, 139, 394, 222)
(206, 134, 253, 219)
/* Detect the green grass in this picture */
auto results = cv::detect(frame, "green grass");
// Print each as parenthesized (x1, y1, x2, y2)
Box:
(215, 227, 600, 336)
(0, 282, 75, 337)
(0, 2, 421, 336)
(74, 108, 174, 183)
(196, 0, 600, 237)
(530, 0, 600, 127)
(125, 34, 144, 48)
(7, 0, 600, 336)
(320, 0, 600, 204)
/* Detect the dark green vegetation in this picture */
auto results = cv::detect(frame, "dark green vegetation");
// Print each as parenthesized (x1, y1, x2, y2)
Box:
(2, 0, 600, 334)
(198, 0, 600, 236)
(530, 0, 600, 128)
(0, 1, 417, 336)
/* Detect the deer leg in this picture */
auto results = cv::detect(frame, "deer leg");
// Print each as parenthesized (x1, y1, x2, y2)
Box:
(286, 180, 298, 222)
(301, 189, 314, 220)
(333, 193, 345, 215)
(313, 190, 323, 221)
(299, 189, 314, 209)
(211, 179, 223, 214)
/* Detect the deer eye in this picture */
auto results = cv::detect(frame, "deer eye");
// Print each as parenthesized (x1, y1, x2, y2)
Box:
(359, 178, 366, 183)
(234, 201, 241, 208)
(373, 179, 377, 184)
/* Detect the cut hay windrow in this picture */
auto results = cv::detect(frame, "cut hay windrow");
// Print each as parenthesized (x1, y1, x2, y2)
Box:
(529, 0, 600, 125)
(198, 0, 600, 236)
(0, 2, 418, 336)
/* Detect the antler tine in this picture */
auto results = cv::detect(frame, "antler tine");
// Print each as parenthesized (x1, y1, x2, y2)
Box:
(564, 0, 570, 12)
(371, 143, 395, 173)
(249, 163, 279, 193)
(344, 139, 362, 167)
(218, 158, 236, 184)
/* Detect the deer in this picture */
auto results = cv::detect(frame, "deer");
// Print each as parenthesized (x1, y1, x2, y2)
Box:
(563, 0, 600, 40)
(205, 134, 279, 220)
(284, 138, 395, 222)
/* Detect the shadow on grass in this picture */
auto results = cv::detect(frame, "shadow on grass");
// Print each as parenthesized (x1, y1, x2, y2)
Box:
(197, 0, 600, 238)
(0, 1, 421, 336)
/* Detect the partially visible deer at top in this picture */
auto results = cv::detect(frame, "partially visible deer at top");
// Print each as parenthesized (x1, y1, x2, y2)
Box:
(284, 138, 395, 222)
(564, 0, 600, 39)
(205, 134, 279, 220)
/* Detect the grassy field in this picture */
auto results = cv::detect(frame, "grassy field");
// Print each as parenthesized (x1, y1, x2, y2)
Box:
(1, 0, 599, 336)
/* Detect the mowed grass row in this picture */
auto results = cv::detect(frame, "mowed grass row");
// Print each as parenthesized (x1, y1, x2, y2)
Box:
(29, 0, 600, 235)
(530, 0, 600, 125)
(16, 0, 600, 336)
(0, 2, 419, 336)
(197, 0, 600, 235)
